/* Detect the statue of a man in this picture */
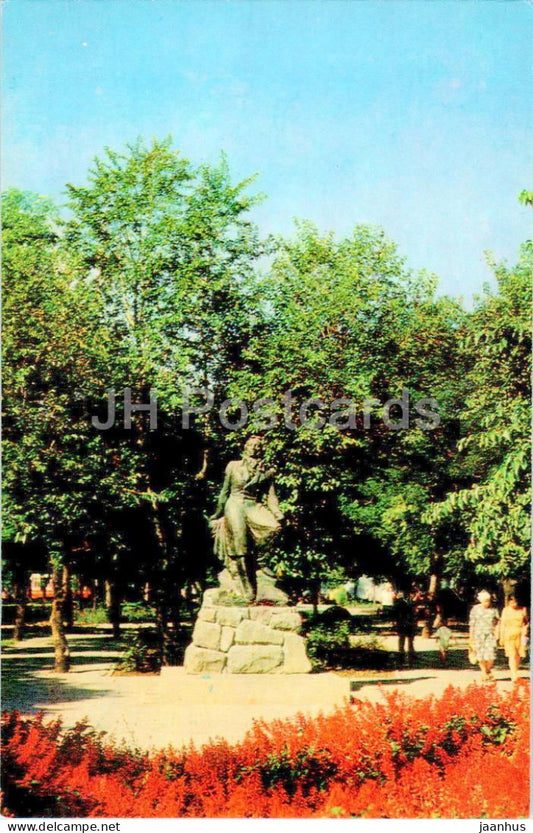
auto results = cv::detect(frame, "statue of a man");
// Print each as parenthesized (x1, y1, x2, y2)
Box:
(210, 437, 284, 602)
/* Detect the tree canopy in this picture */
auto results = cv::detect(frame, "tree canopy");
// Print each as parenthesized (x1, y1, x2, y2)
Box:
(2, 142, 530, 662)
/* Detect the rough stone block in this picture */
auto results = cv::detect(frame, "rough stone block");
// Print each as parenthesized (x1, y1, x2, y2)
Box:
(227, 644, 283, 673)
(192, 619, 221, 651)
(216, 607, 248, 628)
(270, 612, 302, 632)
(198, 606, 217, 622)
(235, 619, 284, 645)
(184, 644, 227, 674)
(248, 608, 273, 624)
(282, 632, 312, 673)
(203, 588, 221, 607)
(220, 625, 235, 653)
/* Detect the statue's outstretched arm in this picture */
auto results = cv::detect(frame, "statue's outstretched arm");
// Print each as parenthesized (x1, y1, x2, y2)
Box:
(211, 463, 232, 520)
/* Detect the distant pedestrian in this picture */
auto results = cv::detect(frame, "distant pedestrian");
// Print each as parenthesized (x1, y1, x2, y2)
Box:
(434, 618, 453, 665)
(499, 595, 529, 683)
(393, 590, 417, 667)
(469, 590, 499, 681)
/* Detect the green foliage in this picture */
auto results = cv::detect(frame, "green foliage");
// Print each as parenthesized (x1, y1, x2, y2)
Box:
(305, 614, 387, 670)
(121, 602, 156, 623)
(116, 631, 162, 673)
(76, 603, 156, 626)
(425, 243, 532, 579)
(240, 747, 338, 797)
(230, 222, 466, 585)
(518, 189, 533, 208)
(2, 188, 113, 569)
(2, 140, 266, 649)
(63, 138, 266, 614)
(65, 138, 263, 399)
(75, 606, 110, 626)
(350, 634, 385, 651)
(313, 604, 353, 628)
(306, 619, 351, 665)
(2, 141, 530, 624)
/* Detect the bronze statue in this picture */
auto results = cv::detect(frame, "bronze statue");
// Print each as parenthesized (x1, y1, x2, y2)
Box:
(210, 437, 284, 602)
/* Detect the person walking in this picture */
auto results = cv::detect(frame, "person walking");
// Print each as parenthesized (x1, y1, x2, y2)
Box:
(393, 590, 417, 667)
(433, 617, 453, 665)
(468, 590, 500, 681)
(499, 595, 529, 682)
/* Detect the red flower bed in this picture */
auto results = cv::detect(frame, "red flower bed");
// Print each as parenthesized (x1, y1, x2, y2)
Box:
(2, 683, 529, 818)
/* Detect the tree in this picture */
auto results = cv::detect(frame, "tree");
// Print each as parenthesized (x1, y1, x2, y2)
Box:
(2, 189, 114, 665)
(227, 222, 467, 597)
(64, 138, 264, 657)
(425, 244, 532, 586)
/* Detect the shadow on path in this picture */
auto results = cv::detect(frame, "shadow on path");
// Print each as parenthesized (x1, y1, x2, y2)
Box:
(350, 675, 435, 692)
(1, 634, 122, 714)
(2, 656, 116, 714)
(410, 648, 530, 673)
(406, 649, 472, 670)
(2, 635, 124, 658)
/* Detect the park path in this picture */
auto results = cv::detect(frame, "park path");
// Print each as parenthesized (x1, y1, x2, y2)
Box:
(2, 627, 527, 752)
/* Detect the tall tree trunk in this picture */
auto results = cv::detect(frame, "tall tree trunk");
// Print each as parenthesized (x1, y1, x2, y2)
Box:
(12, 574, 27, 642)
(50, 565, 71, 673)
(423, 556, 442, 637)
(502, 577, 517, 605)
(92, 578, 99, 609)
(63, 564, 74, 631)
(133, 395, 178, 666)
(311, 579, 320, 617)
(106, 579, 122, 638)
(428, 572, 439, 598)
(150, 494, 173, 664)
(155, 600, 169, 663)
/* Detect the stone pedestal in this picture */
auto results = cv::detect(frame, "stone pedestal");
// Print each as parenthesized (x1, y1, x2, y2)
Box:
(184, 602, 311, 674)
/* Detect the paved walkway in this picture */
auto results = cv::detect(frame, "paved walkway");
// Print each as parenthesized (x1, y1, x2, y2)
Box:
(2, 628, 528, 752)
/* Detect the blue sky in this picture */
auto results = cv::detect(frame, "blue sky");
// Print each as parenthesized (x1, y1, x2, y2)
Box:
(3, 0, 532, 301)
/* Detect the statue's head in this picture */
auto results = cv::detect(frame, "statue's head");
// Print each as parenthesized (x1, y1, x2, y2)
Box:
(244, 436, 263, 459)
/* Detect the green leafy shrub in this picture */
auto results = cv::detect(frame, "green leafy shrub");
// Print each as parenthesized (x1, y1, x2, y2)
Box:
(115, 631, 161, 673)
(121, 603, 156, 623)
(305, 620, 351, 668)
(75, 606, 109, 626)
(305, 612, 390, 670)
(350, 634, 385, 651)
(315, 604, 352, 627)
(75, 603, 156, 627)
